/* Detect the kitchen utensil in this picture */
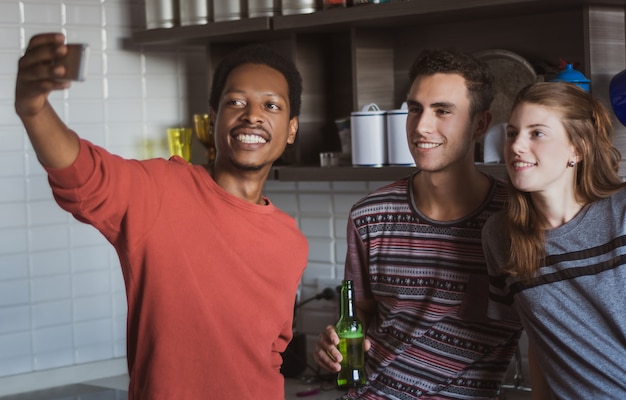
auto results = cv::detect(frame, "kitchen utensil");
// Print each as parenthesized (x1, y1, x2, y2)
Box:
(167, 127, 193, 162)
(610, 69, 626, 126)
(214, 0, 242, 21)
(550, 63, 590, 92)
(474, 49, 537, 126)
(180, 0, 210, 25)
(483, 123, 506, 163)
(319, 152, 340, 167)
(324, 0, 346, 9)
(247, 0, 279, 17)
(193, 113, 215, 162)
(145, 0, 178, 28)
(351, 103, 387, 166)
(386, 102, 414, 166)
(281, 0, 316, 15)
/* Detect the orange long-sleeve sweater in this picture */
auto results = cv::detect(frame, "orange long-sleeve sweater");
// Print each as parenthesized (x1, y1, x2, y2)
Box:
(46, 140, 308, 399)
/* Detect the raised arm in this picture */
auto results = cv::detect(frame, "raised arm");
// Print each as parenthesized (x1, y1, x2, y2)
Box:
(15, 32, 80, 169)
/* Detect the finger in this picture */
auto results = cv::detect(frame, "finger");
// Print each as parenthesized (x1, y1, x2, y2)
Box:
(364, 338, 371, 352)
(315, 329, 343, 371)
(20, 34, 67, 73)
(27, 32, 66, 48)
(18, 61, 66, 83)
(324, 325, 340, 345)
(314, 346, 341, 372)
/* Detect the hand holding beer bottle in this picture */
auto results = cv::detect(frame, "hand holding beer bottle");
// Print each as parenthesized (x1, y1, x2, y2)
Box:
(335, 280, 366, 389)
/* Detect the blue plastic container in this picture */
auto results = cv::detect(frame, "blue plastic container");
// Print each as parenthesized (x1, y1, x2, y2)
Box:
(610, 69, 626, 126)
(550, 64, 590, 92)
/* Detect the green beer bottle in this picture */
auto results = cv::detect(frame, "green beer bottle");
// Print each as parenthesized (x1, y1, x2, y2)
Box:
(336, 280, 366, 389)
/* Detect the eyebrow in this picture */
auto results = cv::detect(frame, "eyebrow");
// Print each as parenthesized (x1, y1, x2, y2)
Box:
(222, 89, 286, 101)
(406, 100, 456, 110)
(526, 123, 550, 129)
(432, 101, 456, 110)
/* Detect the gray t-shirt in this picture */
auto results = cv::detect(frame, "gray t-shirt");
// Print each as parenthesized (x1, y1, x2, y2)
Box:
(482, 188, 626, 399)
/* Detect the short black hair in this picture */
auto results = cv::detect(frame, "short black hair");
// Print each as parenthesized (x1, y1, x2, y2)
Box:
(209, 45, 303, 119)
(408, 49, 495, 117)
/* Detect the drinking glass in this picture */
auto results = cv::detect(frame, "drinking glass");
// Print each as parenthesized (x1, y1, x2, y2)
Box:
(167, 127, 193, 162)
(193, 113, 216, 163)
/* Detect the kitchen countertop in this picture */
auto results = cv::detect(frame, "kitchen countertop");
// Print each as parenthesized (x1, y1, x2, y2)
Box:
(0, 374, 531, 399)
(284, 378, 532, 400)
(285, 377, 346, 400)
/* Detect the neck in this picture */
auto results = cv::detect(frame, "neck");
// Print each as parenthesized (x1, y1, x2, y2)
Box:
(412, 166, 491, 221)
(530, 190, 584, 229)
(204, 164, 269, 205)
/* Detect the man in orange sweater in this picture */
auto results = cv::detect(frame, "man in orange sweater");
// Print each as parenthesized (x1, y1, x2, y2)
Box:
(15, 32, 308, 399)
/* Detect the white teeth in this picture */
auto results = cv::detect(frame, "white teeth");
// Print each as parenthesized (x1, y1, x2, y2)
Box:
(513, 161, 536, 168)
(416, 142, 440, 149)
(236, 134, 267, 144)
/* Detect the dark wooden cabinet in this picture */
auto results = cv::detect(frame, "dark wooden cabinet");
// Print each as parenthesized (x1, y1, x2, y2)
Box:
(132, 0, 626, 181)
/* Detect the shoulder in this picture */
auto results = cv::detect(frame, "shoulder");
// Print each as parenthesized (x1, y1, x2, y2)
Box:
(586, 187, 626, 217)
(486, 177, 509, 209)
(482, 211, 511, 278)
(609, 187, 626, 205)
(483, 210, 507, 238)
(351, 176, 410, 211)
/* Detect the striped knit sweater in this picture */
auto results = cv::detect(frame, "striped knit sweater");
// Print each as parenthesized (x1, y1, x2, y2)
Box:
(343, 173, 522, 399)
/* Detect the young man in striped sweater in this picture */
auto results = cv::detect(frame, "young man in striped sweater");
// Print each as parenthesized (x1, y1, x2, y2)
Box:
(315, 49, 523, 399)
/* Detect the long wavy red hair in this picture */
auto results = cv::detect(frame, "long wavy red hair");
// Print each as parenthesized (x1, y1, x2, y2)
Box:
(505, 82, 625, 280)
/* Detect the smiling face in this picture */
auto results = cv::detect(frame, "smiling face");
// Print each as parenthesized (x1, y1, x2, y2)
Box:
(405, 73, 487, 173)
(212, 63, 298, 172)
(505, 102, 579, 195)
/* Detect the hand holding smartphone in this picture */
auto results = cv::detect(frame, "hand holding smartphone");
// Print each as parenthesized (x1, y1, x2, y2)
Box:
(57, 43, 89, 81)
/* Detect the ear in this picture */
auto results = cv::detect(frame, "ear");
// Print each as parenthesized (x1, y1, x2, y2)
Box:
(209, 108, 217, 127)
(287, 116, 299, 145)
(472, 110, 493, 141)
(571, 148, 583, 164)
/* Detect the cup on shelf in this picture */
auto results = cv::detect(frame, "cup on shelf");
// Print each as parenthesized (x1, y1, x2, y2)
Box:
(350, 103, 387, 167)
(180, 0, 211, 26)
(320, 152, 341, 167)
(386, 102, 414, 166)
(323, 0, 347, 9)
(281, 0, 316, 15)
(145, 0, 179, 28)
(214, 0, 243, 21)
(167, 127, 193, 162)
(334, 118, 351, 163)
(247, 0, 279, 17)
(193, 113, 215, 163)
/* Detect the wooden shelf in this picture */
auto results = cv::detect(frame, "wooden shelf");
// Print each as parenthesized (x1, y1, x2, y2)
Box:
(132, 17, 272, 45)
(131, 0, 623, 45)
(271, 161, 626, 181)
(270, 163, 507, 181)
(132, 0, 626, 182)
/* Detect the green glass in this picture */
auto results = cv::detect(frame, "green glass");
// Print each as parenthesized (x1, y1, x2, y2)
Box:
(336, 280, 366, 389)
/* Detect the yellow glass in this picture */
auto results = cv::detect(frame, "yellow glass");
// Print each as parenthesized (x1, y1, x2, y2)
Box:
(193, 113, 215, 163)
(167, 127, 192, 162)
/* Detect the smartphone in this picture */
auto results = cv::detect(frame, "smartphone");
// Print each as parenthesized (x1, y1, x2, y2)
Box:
(58, 43, 89, 81)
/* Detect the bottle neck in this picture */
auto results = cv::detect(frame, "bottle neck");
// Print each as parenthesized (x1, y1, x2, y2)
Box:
(340, 281, 357, 318)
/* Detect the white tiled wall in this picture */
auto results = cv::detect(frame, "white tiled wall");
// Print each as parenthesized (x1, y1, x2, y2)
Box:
(0, 0, 387, 394)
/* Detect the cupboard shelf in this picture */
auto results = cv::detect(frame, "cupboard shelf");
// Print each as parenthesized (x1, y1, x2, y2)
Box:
(131, 0, 623, 45)
(270, 161, 626, 181)
(132, 17, 272, 45)
(132, 0, 626, 182)
(270, 163, 508, 181)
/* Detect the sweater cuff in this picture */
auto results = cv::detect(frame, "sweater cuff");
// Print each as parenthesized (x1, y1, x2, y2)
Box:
(45, 139, 96, 189)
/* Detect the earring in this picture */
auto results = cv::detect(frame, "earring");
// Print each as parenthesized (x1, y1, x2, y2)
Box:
(568, 160, 576, 168)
